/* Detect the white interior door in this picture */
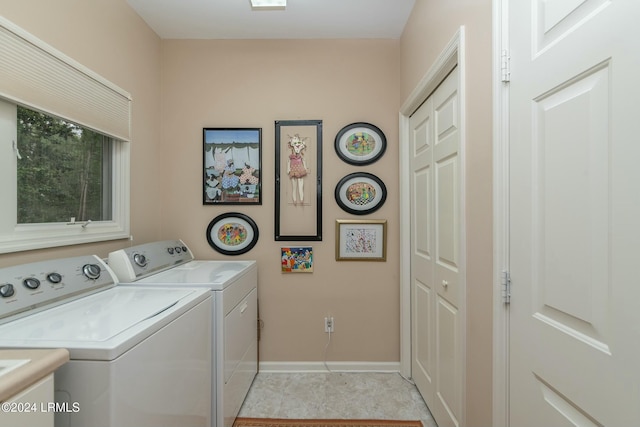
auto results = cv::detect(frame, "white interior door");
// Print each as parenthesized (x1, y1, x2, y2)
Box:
(411, 66, 462, 427)
(509, 1, 640, 425)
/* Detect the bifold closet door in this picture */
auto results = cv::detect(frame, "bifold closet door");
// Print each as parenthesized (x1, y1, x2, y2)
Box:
(410, 66, 462, 427)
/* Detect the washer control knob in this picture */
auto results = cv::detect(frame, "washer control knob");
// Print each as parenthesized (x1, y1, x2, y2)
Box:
(23, 277, 41, 290)
(0, 283, 15, 298)
(133, 253, 147, 268)
(175, 246, 182, 253)
(167, 247, 175, 255)
(82, 264, 101, 280)
(47, 272, 62, 284)
(182, 246, 188, 253)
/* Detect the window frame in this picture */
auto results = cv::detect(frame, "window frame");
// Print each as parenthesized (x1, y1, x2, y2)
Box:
(0, 100, 130, 254)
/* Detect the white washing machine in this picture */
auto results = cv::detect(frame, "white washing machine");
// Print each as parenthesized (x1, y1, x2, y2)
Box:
(108, 240, 258, 427)
(0, 255, 212, 427)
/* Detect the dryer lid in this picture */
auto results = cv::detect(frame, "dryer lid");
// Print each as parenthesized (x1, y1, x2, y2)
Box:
(135, 260, 256, 290)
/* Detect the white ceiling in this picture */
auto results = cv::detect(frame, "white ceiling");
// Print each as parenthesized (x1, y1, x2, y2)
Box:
(127, 0, 416, 39)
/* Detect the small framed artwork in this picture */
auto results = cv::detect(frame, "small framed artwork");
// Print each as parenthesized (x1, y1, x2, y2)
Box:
(203, 128, 262, 205)
(334, 122, 386, 166)
(335, 219, 387, 261)
(206, 212, 259, 255)
(275, 120, 323, 241)
(335, 172, 387, 215)
(281, 247, 314, 273)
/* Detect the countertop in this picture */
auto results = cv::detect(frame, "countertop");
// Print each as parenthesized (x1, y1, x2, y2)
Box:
(0, 349, 69, 402)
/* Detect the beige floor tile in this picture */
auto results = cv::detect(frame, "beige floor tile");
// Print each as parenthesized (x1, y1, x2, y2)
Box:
(238, 372, 437, 427)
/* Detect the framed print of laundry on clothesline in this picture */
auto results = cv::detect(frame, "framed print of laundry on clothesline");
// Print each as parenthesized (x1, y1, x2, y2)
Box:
(203, 128, 262, 205)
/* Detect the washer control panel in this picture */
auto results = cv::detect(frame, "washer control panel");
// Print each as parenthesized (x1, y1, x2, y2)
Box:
(0, 255, 116, 324)
(107, 239, 194, 282)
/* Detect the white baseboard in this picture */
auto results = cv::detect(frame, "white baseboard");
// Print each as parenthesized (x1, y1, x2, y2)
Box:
(258, 361, 401, 373)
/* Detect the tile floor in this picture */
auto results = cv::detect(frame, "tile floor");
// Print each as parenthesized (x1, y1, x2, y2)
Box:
(238, 372, 437, 427)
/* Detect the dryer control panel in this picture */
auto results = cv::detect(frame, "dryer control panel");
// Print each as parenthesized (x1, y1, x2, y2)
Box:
(107, 239, 194, 282)
(0, 255, 116, 324)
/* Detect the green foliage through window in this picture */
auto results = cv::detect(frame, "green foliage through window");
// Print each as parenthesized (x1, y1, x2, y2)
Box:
(17, 106, 112, 224)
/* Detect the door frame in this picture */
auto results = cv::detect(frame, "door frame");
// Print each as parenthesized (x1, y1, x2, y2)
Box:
(399, 26, 467, 425)
(492, 0, 509, 426)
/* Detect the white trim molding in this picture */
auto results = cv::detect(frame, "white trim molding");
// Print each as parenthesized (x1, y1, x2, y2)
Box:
(258, 361, 401, 373)
(492, 0, 510, 426)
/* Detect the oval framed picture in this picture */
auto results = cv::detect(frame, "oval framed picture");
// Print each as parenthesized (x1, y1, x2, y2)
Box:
(334, 172, 387, 215)
(334, 122, 386, 166)
(206, 212, 259, 255)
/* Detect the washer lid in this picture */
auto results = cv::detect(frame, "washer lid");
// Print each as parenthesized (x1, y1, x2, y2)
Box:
(0, 286, 210, 359)
(135, 260, 256, 290)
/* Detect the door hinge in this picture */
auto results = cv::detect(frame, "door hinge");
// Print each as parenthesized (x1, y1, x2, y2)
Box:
(501, 50, 511, 83)
(501, 270, 511, 304)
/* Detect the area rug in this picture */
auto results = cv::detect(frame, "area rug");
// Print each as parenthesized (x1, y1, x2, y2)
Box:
(233, 418, 423, 427)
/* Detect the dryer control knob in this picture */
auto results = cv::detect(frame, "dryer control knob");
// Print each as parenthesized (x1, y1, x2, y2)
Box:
(47, 272, 62, 284)
(0, 283, 15, 298)
(82, 264, 101, 280)
(23, 277, 41, 290)
(133, 253, 147, 267)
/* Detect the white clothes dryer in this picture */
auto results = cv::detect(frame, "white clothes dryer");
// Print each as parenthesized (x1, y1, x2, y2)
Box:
(0, 255, 212, 427)
(108, 240, 258, 427)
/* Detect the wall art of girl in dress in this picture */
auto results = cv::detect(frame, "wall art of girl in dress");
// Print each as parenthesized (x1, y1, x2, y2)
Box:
(287, 134, 309, 205)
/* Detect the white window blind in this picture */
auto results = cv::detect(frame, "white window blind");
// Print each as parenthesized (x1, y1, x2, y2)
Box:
(0, 16, 131, 141)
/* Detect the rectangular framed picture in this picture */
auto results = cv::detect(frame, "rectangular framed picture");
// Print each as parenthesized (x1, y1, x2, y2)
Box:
(275, 120, 322, 241)
(335, 219, 387, 261)
(281, 247, 314, 273)
(203, 128, 262, 205)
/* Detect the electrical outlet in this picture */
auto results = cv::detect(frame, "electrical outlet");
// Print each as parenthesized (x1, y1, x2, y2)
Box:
(324, 316, 334, 333)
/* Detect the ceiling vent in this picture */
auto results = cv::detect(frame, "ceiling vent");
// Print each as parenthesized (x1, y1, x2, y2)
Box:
(250, 0, 286, 10)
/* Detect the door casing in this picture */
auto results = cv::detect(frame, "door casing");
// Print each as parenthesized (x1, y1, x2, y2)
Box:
(492, 0, 509, 426)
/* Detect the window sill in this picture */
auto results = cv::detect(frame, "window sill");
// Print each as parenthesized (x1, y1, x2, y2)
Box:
(0, 222, 129, 254)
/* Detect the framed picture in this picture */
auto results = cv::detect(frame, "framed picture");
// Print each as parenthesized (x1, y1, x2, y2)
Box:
(335, 219, 387, 261)
(206, 212, 259, 255)
(335, 172, 387, 215)
(334, 122, 386, 166)
(203, 128, 262, 205)
(281, 247, 314, 273)
(275, 120, 323, 241)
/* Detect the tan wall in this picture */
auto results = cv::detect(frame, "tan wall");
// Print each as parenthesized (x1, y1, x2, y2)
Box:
(0, 0, 162, 267)
(400, 1, 494, 426)
(160, 39, 402, 362)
